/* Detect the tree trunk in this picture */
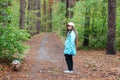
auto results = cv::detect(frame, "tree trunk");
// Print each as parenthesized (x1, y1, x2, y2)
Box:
(66, 0, 69, 18)
(66, 0, 75, 18)
(36, 0, 41, 34)
(69, 0, 75, 18)
(20, 0, 26, 29)
(61, 0, 65, 3)
(28, 0, 32, 10)
(48, 0, 53, 32)
(106, 0, 116, 55)
(42, 0, 47, 32)
(83, 7, 90, 47)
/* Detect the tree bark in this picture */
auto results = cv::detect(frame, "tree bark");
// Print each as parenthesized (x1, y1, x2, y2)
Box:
(106, 0, 116, 55)
(28, 0, 32, 10)
(48, 0, 53, 32)
(42, 0, 47, 32)
(20, 0, 26, 29)
(66, 0, 69, 18)
(66, 0, 75, 18)
(83, 7, 90, 47)
(36, 0, 41, 34)
(61, 0, 65, 3)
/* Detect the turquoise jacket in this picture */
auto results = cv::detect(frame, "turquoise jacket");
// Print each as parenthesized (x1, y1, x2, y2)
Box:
(64, 30, 76, 56)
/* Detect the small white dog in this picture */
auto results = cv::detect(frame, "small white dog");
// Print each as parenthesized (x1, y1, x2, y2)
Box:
(11, 60, 21, 71)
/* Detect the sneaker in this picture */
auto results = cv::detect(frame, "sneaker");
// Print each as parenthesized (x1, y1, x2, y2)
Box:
(64, 70, 73, 74)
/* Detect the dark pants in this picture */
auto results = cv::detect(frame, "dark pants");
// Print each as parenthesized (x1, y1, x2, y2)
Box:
(64, 54, 73, 71)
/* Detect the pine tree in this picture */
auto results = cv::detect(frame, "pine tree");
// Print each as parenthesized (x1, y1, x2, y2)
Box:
(106, 0, 116, 55)
(20, 0, 26, 29)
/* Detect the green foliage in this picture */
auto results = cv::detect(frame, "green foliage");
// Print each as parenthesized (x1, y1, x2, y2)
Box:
(27, 10, 40, 34)
(52, 2, 67, 37)
(0, 67, 5, 71)
(72, 0, 108, 49)
(116, 1, 120, 50)
(0, 0, 30, 61)
(0, 24, 30, 60)
(10, 0, 20, 27)
(0, 0, 11, 25)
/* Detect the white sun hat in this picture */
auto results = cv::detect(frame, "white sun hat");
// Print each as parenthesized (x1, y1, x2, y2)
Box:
(67, 22, 74, 27)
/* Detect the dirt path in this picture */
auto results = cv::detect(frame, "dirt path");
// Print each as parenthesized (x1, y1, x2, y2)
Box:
(1, 32, 120, 80)
(2, 32, 79, 80)
(28, 33, 65, 80)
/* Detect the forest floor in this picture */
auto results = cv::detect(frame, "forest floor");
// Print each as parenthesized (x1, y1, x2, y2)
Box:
(0, 32, 120, 80)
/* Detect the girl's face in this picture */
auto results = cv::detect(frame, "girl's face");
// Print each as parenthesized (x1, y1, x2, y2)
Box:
(67, 25, 73, 30)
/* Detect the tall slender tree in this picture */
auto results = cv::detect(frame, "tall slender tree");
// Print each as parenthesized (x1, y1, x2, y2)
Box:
(61, 0, 65, 3)
(27, 0, 34, 35)
(43, 0, 47, 32)
(66, 0, 69, 18)
(0, 1, 11, 26)
(83, 6, 90, 47)
(28, 0, 32, 10)
(106, 0, 116, 55)
(36, 0, 41, 34)
(66, 0, 75, 18)
(20, 0, 26, 29)
(48, 0, 53, 32)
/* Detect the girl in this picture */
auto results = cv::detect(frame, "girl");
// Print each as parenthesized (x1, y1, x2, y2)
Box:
(64, 22, 77, 74)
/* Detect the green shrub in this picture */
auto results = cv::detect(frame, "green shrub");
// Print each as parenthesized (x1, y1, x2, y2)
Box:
(0, 0, 30, 61)
(0, 25, 30, 61)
